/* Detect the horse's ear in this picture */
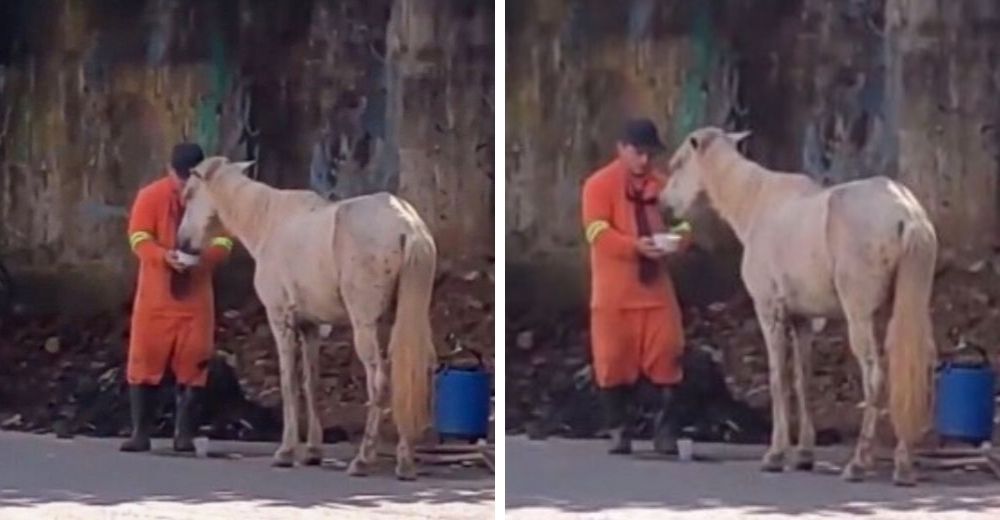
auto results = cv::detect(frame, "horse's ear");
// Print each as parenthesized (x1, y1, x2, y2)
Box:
(232, 160, 256, 175)
(696, 131, 720, 152)
(727, 131, 751, 144)
(201, 157, 226, 181)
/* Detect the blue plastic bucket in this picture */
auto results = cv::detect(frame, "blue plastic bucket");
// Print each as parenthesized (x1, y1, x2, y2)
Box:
(934, 345, 996, 443)
(434, 349, 491, 440)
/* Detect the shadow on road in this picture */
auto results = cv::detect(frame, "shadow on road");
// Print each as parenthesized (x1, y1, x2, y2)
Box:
(506, 436, 1000, 517)
(0, 431, 493, 512)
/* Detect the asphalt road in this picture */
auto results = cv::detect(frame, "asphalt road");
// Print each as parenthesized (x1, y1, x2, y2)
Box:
(506, 435, 1000, 520)
(0, 431, 494, 519)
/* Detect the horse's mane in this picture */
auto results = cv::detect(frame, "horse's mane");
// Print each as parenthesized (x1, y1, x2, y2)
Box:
(206, 163, 329, 254)
(698, 133, 820, 239)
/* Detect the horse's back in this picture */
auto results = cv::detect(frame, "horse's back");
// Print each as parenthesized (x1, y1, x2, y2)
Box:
(255, 191, 430, 324)
(826, 176, 932, 250)
(822, 176, 935, 313)
(743, 175, 931, 317)
(334, 191, 431, 242)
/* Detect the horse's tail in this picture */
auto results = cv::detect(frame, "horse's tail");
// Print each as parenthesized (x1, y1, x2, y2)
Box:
(886, 219, 937, 445)
(389, 228, 437, 442)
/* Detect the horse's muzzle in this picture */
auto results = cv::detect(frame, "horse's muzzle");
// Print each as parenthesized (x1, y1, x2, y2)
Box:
(178, 241, 200, 256)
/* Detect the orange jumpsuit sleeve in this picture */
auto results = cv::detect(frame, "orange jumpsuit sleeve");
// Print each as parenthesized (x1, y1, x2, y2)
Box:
(199, 235, 235, 270)
(582, 177, 636, 259)
(128, 189, 168, 265)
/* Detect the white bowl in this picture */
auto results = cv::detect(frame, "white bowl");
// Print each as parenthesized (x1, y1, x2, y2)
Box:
(176, 251, 201, 267)
(652, 233, 682, 253)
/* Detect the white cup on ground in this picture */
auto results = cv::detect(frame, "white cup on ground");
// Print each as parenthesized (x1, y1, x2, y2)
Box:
(652, 232, 682, 253)
(677, 438, 694, 461)
(194, 437, 209, 457)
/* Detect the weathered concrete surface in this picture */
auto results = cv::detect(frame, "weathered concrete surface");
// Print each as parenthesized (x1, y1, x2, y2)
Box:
(506, 0, 1000, 311)
(0, 431, 494, 520)
(887, 0, 1000, 261)
(506, 436, 1000, 520)
(0, 0, 493, 315)
(390, 0, 495, 258)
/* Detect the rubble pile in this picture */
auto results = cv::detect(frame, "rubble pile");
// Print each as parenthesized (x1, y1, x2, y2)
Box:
(0, 259, 494, 441)
(507, 258, 1000, 443)
(506, 305, 774, 444)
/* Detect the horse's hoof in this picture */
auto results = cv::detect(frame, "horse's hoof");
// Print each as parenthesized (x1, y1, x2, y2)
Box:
(793, 450, 815, 471)
(303, 447, 324, 466)
(841, 462, 866, 482)
(272, 449, 295, 468)
(760, 451, 785, 473)
(893, 467, 917, 487)
(347, 458, 369, 477)
(396, 464, 418, 481)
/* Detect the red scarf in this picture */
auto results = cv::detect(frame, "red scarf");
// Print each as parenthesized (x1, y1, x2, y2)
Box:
(625, 177, 660, 285)
(168, 188, 192, 300)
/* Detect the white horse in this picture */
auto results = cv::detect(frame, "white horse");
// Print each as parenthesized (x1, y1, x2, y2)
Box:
(659, 127, 937, 486)
(177, 156, 437, 480)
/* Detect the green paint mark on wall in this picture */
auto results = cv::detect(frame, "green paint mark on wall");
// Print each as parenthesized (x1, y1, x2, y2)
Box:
(672, 1, 716, 146)
(195, 31, 230, 153)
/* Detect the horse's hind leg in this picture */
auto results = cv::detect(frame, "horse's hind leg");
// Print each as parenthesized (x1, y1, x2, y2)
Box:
(790, 321, 816, 471)
(301, 327, 325, 466)
(266, 307, 302, 468)
(346, 320, 388, 477)
(893, 439, 916, 487)
(841, 312, 883, 482)
(755, 300, 793, 472)
(394, 409, 419, 481)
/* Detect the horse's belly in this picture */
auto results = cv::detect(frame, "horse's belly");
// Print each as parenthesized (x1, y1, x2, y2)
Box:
(255, 258, 348, 325)
(745, 234, 840, 318)
(783, 281, 842, 318)
(288, 284, 347, 324)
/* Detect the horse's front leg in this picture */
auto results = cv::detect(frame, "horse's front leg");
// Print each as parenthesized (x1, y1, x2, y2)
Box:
(267, 308, 302, 468)
(791, 321, 816, 471)
(301, 326, 325, 466)
(755, 301, 793, 472)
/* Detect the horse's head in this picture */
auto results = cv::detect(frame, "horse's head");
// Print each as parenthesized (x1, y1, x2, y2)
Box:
(176, 156, 254, 254)
(659, 127, 750, 217)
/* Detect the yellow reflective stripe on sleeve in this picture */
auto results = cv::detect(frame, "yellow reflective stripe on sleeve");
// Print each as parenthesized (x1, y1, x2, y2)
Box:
(129, 231, 153, 250)
(585, 220, 610, 244)
(670, 220, 692, 234)
(211, 237, 234, 250)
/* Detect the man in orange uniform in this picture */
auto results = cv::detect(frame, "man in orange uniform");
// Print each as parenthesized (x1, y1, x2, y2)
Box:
(582, 119, 692, 455)
(121, 143, 235, 453)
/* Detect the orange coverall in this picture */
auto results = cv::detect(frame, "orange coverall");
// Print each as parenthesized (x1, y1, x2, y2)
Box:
(127, 176, 234, 387)
(582, 158, 690, 388)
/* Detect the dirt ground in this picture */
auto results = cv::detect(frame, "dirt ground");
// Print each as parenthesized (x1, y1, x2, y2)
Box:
(0, 257, 494, 440)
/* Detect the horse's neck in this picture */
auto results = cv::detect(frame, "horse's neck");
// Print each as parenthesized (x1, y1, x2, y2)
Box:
(702, 148, 810, 243)
(209, 173, 280, 257)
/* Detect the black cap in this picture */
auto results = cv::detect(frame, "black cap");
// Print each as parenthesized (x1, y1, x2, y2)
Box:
(620, 118, 666, 154)
(170, 143, 205, 179)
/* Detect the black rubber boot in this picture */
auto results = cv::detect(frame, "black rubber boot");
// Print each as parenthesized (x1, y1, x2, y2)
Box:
(653, 386, 681, 455)
(601, 386, 632, 455)
(173, 385, 199, 453)
(120, 385, 155, 452)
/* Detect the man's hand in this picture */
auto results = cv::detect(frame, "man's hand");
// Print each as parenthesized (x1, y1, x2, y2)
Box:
(636, 237, 667, 259)
(165, 250, 188, 272)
